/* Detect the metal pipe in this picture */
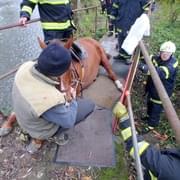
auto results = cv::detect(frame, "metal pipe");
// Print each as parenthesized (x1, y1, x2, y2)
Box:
(0, 5, 99, 31)
(112, 47, 140, 133)
(126, 92, 144, 180)
(94, 6, 98, 38)
(0, 64, 22, 80)
(125, 47, 140, 94)
(139, 40, 180, 145)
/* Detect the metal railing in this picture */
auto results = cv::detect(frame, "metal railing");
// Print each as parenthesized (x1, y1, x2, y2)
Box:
(0, 5, 100, 80)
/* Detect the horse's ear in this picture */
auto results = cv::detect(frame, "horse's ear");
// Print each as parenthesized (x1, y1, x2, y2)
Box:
(37, 36, 47, 49)
(64, 37, 73, 49)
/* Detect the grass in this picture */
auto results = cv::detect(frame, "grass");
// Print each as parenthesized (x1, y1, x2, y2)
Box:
(96, 140, 128, 180)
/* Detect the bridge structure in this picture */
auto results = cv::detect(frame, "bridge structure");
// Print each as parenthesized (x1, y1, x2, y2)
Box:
(0, 5, 179, 180)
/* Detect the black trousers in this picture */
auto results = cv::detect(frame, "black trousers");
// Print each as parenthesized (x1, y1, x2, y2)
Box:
(44, 28, 73, 42)
(147, 97, 163, 127)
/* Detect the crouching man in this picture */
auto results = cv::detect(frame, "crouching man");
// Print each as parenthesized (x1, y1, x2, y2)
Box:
(0, 43, 95, 153)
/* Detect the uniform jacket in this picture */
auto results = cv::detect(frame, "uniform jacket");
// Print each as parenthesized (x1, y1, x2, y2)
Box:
(20, 0, 74, 40)
(146, 55, 178, 100)
(119, 113, 180, 180)
(111, 0, 150, 33)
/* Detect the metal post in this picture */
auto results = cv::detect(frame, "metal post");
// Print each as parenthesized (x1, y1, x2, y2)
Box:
(94, 6, 98, 38)
(126, 92, 144, 180)
(139, 40, 180, 145)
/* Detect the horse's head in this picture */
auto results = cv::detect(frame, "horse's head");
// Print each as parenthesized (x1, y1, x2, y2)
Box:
(37, 37, 81, 101)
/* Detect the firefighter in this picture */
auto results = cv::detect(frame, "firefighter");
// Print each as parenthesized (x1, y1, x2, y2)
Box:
(19, 0, 75, 43)
(99, 0, 117, 37)
(110, 0, 152, 64)
(113, 102, 180, 180)
(138, 41, 178, 131)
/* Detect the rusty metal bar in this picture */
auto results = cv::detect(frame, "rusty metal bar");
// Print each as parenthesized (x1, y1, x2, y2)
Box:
(0, 5, 99, 31)
(94, 6, 98, 38)
(0, 64, 22, 80)
(112, 47, 140, 133)
(0, 5, 100, 80)
(126, 92, 144, 180)
(0, 59, 37, 81)
(139, 40, 180, 145)
(124, 47, 140, 95)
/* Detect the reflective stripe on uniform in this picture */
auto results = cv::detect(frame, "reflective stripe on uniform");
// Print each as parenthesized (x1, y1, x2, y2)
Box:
(41, 21, 71, 30)
(29, 0, 38, 4)
(149, 170, 157, 180)
(173, 61, 178, 68)
(121, 127, 132, 141)
(113, 3, 119, 8)
(109, 15, 116, 20)
(39, 0, 69, 5)
(152, 58, 158, 67)
(159, 66, 169, 79)
(130, 141, 149, 158)
(120, 113, 129, 122)
(117, 28, 122, 33)
(144, 7, 149, 11)
(150, 98, 162, 104)
(143, 1, 151, 10)
(21, 6, 33, 15)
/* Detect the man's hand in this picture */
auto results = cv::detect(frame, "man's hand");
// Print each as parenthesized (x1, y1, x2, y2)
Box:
(19, 17, 28, 27)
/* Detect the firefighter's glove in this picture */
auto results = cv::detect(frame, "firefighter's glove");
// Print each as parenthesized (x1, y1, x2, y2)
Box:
(138, 62, 149, 74)
(113, 102, 127, 119)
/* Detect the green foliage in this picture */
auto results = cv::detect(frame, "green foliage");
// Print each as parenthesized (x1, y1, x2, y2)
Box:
(73, 5, 107, 39)
(97, 141, 128, 180)
(150, 22, 180, 57)
(158, 0, 180, 24)
(72, 0, 107, 39)
(156, 117, 177, 147)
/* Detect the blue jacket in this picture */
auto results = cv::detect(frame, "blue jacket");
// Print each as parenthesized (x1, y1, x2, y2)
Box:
(119, 114, 180, 180)
(110, 0, 150, 33)
(146, 55, 178, 101)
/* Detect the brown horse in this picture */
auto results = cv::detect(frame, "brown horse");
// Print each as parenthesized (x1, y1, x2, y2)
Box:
(38, 37, 123, 100)
(0, 37, 123, 150)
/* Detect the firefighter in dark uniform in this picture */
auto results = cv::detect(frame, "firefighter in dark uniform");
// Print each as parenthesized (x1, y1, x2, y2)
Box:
(138, 41, 178, 130)
(100, 0, 117, 37)
(19, 0, 75, 43)
(110, 0, 151, 64)
(113, 103, 180, 180)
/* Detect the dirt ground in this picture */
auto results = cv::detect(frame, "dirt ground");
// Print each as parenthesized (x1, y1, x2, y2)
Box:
(0, 113, 98, 180)
(0, 75, 121, 180)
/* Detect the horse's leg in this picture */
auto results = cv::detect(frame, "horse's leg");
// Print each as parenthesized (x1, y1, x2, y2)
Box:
(100, 54, 123, 91)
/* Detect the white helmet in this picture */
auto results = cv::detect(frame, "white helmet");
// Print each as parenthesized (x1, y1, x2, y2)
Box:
(160, 41, 176, 53)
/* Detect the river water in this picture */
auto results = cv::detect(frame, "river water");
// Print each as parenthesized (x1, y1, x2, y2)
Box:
(0, 0, 43, 114)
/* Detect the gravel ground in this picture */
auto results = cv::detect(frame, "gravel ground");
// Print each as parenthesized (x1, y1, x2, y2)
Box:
(0, 113, 94, 180)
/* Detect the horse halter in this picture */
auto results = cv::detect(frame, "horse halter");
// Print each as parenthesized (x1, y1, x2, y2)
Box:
(57, 60, 84, 98)
(70, 61, 84, 97)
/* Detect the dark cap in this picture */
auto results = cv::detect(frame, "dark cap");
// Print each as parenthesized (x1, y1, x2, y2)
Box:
(36, 43, 72, 76)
